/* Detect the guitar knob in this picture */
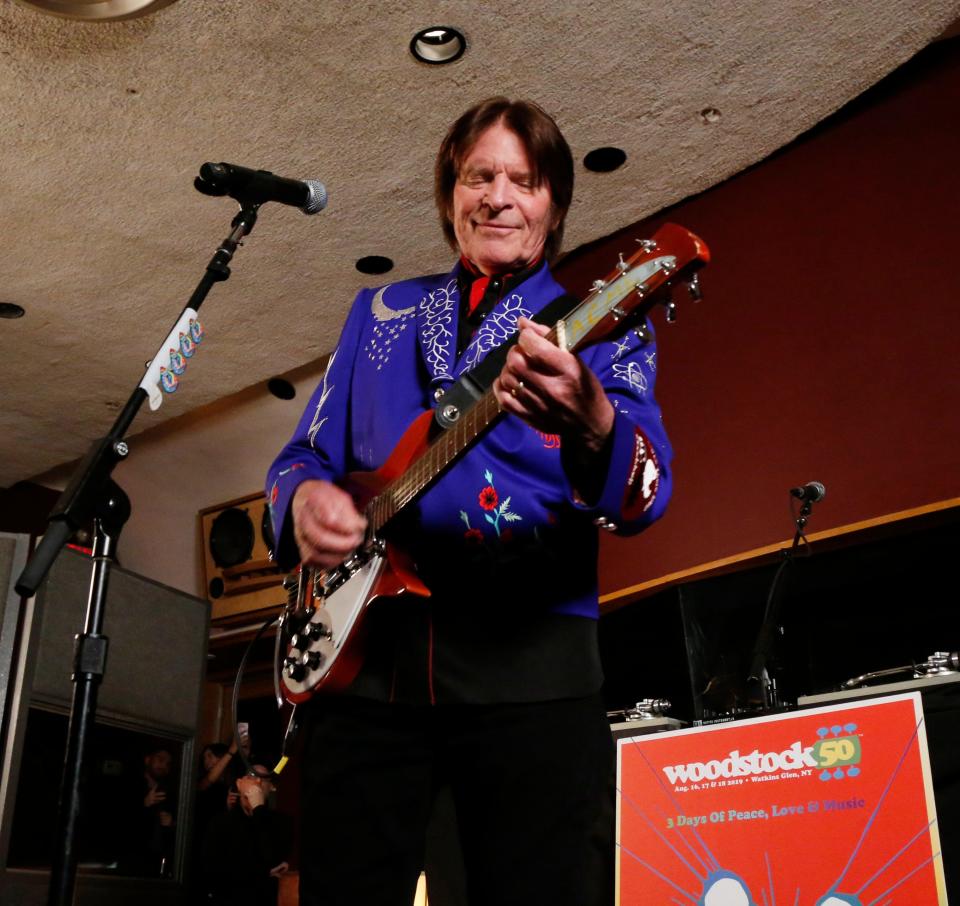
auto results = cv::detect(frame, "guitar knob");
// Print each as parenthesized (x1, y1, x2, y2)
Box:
(283, 658, 306, 682)
(289, 633, 309, 652)
(305, 651, 324, 670)
(306, 622, 332, 641)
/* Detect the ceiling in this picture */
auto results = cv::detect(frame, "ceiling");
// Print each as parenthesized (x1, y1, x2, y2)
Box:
(1, 0, 958, 489)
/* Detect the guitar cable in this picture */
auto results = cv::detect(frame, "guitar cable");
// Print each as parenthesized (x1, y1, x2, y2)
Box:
(229, 612, 299, 783)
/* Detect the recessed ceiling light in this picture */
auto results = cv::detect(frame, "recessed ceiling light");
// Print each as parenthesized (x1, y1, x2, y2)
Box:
(13, 0, 179, 20)
(0, 303, 25, 319)
(410, 26, 467, 65)
(267, 378, 296, 401)
(583, 147, 627, 173)
(356, 255, 395, 276)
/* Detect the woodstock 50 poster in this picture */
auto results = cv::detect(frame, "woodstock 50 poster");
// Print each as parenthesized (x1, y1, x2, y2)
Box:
(617, 693, 946, 905)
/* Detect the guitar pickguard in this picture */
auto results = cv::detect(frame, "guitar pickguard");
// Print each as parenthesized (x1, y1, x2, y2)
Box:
(281, 553, 387, 702)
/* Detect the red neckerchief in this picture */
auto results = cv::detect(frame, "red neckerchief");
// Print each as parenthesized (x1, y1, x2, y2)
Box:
(459, 256, 509, 316)
(459, 255, 542, 316)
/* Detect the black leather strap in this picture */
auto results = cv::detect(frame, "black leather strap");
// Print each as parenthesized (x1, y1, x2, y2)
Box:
(433, 292, 579, 430)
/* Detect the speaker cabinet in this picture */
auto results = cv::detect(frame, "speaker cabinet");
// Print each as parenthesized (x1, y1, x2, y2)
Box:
(199, 492, 285, 625)
(0, 545, 209, 904)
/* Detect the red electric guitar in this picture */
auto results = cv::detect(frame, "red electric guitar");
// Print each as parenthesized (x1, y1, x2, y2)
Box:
(279, 223, 710, 703)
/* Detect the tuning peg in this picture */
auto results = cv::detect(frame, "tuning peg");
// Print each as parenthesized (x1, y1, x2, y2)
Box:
(616, 252, 629, 273)
(591, 279, 606, 292)
(635, 238, 657, 252)
(662, 285, 677, 323)
(633, 324, 651, 345)
(687, 272, 702, 301)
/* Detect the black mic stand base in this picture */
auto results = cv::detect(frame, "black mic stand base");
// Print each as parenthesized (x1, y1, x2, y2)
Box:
(47, 482, 130, 906)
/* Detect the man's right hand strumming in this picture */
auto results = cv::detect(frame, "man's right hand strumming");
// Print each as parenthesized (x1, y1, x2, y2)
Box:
(291, 479, 367, 568)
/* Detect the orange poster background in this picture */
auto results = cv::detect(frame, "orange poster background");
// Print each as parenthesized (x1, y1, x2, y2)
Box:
(617, 693, 946, 905)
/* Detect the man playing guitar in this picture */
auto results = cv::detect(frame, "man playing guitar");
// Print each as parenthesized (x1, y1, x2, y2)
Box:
(266, 97, 675, 906)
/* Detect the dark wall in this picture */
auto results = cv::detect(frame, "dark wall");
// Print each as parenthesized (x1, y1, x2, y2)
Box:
(554, 40, 960, 600)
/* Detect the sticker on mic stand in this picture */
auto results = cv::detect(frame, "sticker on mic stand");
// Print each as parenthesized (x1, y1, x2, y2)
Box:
(139, 306, 203, 410)
(160, 366, 179, 394)
(169, 348, 186, 375)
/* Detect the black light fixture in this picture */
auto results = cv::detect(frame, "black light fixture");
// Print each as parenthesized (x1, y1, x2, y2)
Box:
(410, 26, 467, 65)
(0, 303, 25, 319)
(267, 377, 296, 401)
(356, 255, 395, 276)
(583, 147, 627, 173)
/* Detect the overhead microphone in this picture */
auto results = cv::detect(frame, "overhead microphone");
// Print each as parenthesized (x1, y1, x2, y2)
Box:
(790, 481, 826, 503)
(194, 161, 328, 214)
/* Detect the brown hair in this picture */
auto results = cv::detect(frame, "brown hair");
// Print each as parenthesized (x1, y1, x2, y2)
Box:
(434, 97, 574, 262)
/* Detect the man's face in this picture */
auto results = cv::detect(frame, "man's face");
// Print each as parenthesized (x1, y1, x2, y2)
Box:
(145, 750, 172, 781)
(451, 121, 554, 275)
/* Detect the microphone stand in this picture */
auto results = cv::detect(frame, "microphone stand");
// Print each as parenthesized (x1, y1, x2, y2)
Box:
(15, 203, 261, 906)
(746, 498, 815, 711)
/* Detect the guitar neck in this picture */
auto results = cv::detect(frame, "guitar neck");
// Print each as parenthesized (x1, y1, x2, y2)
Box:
(366, 387, 502, 535)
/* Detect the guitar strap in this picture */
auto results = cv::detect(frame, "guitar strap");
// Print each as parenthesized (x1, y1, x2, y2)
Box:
(433, 292, 579, 430)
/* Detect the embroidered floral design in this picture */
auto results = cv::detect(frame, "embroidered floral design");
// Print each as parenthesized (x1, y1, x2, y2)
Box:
(611, 336, 631, 361)
(267, 463, 305, 524)
(623, 429, 660, 516)
(419, 279, 458, 381)
(535, 430, 561, 449)
(459, 469, 523, 541)
(462, 293, 530, 371)
(612, 360, 649, 396)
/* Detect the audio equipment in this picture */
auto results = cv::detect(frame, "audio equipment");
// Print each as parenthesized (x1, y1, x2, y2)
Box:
(199, 492, 284, 624)
(1, 545, 208, 904)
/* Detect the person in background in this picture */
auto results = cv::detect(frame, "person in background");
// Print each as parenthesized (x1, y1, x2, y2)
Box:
(200, 766, 293, 906)
(119, 744, 176, 876)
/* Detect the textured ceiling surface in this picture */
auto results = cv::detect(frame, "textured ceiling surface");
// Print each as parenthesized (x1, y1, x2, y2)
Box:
(1, 0, 958, 488)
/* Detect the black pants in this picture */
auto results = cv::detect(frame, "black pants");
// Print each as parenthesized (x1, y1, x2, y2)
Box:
(298, 694, 614, 906)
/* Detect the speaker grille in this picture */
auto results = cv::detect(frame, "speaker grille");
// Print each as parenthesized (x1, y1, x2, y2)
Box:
(209, 507, 254, 568)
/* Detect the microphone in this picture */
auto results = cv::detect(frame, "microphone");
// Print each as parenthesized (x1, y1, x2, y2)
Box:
(790, 481, 826, 503)
(194, 162, 328, 214)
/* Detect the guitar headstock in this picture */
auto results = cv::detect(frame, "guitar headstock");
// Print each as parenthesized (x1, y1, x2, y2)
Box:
(564, 223, 710, 351)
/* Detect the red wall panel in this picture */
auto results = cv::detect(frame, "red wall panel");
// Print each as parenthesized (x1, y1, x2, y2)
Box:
(554, 41, 960, 601)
